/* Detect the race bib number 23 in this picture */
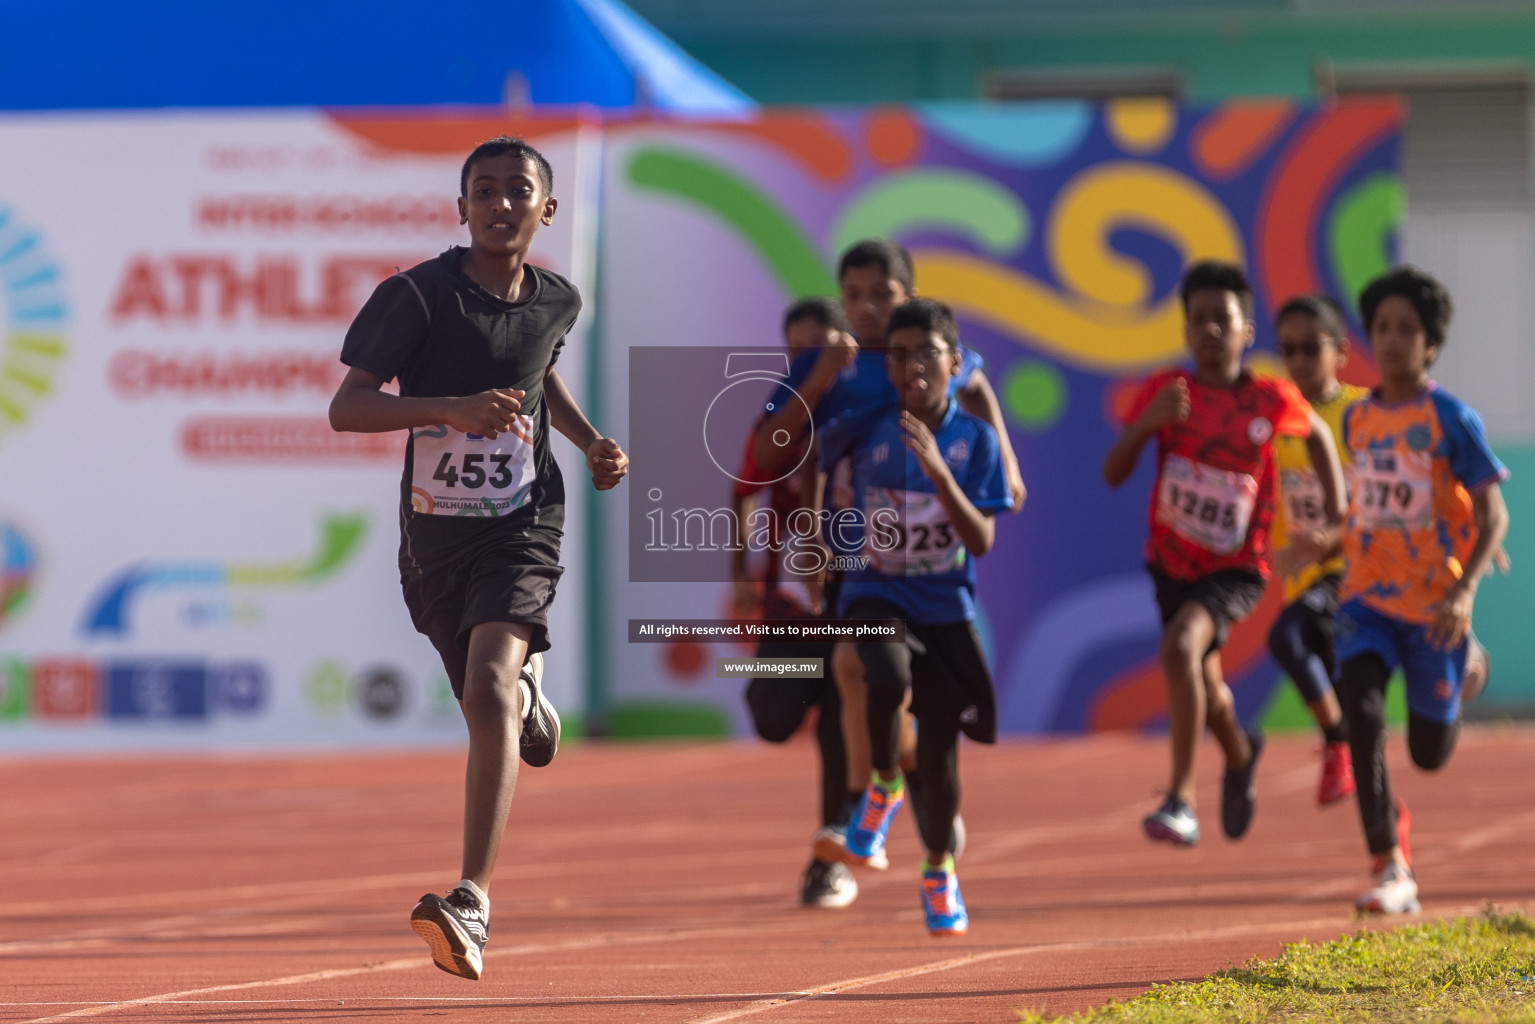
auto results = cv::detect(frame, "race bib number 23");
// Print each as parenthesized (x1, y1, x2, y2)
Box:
(410, 419, 535, 517)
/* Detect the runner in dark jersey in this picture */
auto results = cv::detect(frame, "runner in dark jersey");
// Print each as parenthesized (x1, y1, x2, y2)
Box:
(330, 137, 628, 980)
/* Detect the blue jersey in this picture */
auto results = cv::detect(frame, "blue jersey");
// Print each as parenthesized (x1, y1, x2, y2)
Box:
(818, 399, 1011, 623)
(767, 343, 984, 426)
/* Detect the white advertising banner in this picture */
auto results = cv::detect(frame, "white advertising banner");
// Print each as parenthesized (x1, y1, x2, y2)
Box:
(0, 111, 599, 750)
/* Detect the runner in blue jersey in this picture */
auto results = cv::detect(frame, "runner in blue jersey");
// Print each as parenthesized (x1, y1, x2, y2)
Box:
(810, 298, 1014, 936)
(751, 240, 1020, 876)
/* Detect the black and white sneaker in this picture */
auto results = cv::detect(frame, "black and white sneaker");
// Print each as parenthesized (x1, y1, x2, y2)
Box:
(518, 651, 560, 768)
(800, 858, 858, 908)
(410, 887, 489, 980)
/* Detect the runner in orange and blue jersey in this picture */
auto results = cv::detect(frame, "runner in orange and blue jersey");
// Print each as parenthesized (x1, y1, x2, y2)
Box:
(1104, 261, 1346, 850)
(1337, 266, 1510, 916)
(1267, 294, 1369, 807)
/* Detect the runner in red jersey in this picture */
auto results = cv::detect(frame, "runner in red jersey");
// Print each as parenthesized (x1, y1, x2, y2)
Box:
(1104, 260, 1346, 849)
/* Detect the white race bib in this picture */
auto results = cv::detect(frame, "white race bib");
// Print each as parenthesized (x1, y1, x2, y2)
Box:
(410, 420, 536, 517)
(1352, 448, 1433, 530)
(1156, 454, 1258, 555)
(863, 487, 965, 575)
(1279, 467, 1327, 535)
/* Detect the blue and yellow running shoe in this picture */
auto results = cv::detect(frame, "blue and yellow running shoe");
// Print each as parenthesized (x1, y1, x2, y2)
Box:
(846, 776, 904, 864)
(920, 859, 968, 936)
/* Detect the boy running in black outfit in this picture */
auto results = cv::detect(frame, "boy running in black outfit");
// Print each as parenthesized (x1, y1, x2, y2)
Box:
(330, 136, 628, 980)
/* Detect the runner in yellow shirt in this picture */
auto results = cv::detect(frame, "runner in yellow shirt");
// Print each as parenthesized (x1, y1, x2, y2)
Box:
(1267, 294, 1368, 805)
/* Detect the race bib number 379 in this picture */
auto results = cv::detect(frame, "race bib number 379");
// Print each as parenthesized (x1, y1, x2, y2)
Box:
(1156, 454, 1258, 555)
(1352, 449, 1433, 531)
(410, 420, 535, 517)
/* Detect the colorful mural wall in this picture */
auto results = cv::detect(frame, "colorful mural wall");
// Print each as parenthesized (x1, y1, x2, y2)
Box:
(0, 99, 1430, 748)
(599, 98, 1404, 736)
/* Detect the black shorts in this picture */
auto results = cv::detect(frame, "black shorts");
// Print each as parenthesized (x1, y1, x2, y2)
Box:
(1149, 566, 1265, 653)
(843, 597, 997, 744)
(402, 524, 563, 699)
(1288, 572, 1341, 657)
(743, 638, 837, 741)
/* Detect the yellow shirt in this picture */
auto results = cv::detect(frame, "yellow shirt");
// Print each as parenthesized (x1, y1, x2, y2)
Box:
(1273, 383, 1369, 603)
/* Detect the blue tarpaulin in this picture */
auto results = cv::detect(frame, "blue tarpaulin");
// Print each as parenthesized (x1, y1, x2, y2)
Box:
(0, 0, 754, 113)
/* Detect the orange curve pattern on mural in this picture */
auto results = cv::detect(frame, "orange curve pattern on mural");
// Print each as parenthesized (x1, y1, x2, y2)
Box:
(1255, 98, 1403, 318)
(1191, 101, 1297, 181)
(325, 112, 597, 154)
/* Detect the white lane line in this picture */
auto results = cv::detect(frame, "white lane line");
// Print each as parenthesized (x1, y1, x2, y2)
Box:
(680, 900, 1507, 1024)
(9, 916, 817, 1024)
(0, 871, 446, 917)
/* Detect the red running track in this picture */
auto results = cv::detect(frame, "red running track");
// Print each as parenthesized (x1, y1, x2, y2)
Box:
(2, 729, 1533, 1023)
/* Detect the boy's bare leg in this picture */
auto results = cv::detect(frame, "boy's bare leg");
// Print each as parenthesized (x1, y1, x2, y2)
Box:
(1307, 692, 1345, 732)
(833, 641, 871, 792)
(459, 621, 532, 893)
(1201, 649, 1252, 769)
(1159, 603, 1218, 806)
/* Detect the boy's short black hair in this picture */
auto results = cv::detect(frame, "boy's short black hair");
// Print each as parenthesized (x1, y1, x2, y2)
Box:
(887, 297, 959, 351)
(460, 136, 555, 198)
(1179, 260, 1254, 318)
(782, 296, 850, 336)
(837, 239, 915, 292)
(1276, 293, 1349, 350)
(1359, 265, 1454, 347)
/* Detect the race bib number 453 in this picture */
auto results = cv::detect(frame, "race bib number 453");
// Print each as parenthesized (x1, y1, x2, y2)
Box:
(1156, 454, 1258, 555)
(410, 420, 535, 517)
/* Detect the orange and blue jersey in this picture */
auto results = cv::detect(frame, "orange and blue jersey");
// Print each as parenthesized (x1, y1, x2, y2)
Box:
(818, 399, 1011, 623)
(1124, 368, 1314, 581)
(1340, 382, 1508, 625)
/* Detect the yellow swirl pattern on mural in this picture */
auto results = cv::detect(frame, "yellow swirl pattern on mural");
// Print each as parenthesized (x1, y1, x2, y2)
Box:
(917, 162, 1243, 372)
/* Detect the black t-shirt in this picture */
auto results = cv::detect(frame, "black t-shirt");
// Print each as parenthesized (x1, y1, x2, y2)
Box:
(341, 247, 581, 571)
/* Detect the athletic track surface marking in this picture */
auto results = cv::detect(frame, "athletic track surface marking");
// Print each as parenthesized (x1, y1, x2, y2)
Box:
(2, 729, 1531, 1023)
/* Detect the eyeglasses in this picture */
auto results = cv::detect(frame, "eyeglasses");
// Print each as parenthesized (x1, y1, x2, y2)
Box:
(886, 344, 951, 367)
(1278, 341, 1325, 358)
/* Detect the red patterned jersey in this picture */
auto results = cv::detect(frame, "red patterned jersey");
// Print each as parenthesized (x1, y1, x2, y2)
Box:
(1125, 368, 1313, 581)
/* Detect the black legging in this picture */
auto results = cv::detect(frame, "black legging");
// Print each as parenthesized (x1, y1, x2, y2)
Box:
(745, 675, 847, 829)
(858, 637, 961, 857)
(1337, 653, 1459, 855)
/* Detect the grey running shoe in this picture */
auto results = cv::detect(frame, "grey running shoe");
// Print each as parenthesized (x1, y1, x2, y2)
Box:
(518, 652, 560, 768)
(1462, 636, 1490, 703)
(410, 887, 489, 980)
(1143, 796, 1200, 846)
(1221, 729, 1264, 840)
(800, 858, 858, 908)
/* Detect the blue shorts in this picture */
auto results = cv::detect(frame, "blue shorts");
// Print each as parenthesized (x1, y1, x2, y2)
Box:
(1335, 598, 1467, 724)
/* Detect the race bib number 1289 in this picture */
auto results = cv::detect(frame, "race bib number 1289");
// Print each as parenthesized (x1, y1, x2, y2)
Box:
(410, 419, 535, 517)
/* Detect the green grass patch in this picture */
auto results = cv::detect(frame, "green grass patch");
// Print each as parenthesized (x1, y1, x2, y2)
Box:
(603, 700, 731, 739)
(1260, 671, 1407, 734)
(1018, 907, 1535, 1023)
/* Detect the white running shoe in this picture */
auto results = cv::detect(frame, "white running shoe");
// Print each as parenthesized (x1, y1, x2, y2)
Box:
(517, 652, 560, 768)
(1356, 861, 1420, 914)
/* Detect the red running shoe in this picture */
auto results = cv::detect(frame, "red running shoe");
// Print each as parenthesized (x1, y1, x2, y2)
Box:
(1318, 740, 1356, 806)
